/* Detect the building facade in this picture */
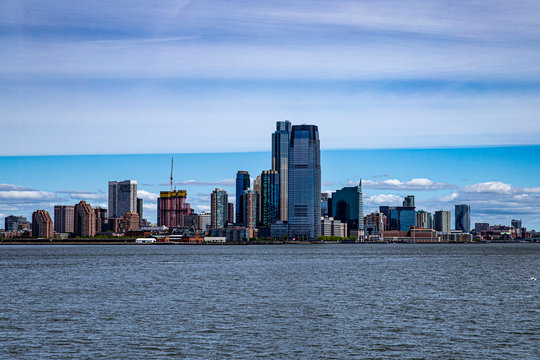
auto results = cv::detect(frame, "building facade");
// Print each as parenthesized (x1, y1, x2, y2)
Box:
(211, 188, 228, 229)
(32, 210, 53, 238)
(108, 180, 137, 218)
(455, 204, 471, 233)
(260, 170, 279, 227)
(94, 207, 107, 233)
(123, 212, 140, 232)
(5, 215, 29, 231)
(54, 205, 75, 234)
(434, 210, 451, 233)
(157, 190, 192, 227)
(228, 203, 235, 225)
(331, 180, 364, 233)
(136, 198, 143, 226)
(235, 171, 250, 225)
(415, 210, 432, 229)
(74, 201, 95, 237)
(243, 189, 258, 230)
(272, 120, 292, 221)
(364, 212, 386, 236)
(288, 124, 321, 240)
(403, 195, 415, 207)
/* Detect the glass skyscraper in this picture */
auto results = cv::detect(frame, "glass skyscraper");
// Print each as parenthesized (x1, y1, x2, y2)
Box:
(455, 204, 471, 233)
(211, 188, 228, 229)
(288, 124, 321, 240)
(330, 180, 364, 233)
(235, 171, 250, 225)
(272, 120, 291, 222)
(260, 170, 279, 226)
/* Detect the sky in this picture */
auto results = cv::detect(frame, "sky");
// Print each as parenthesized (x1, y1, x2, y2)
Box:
(0, 1, 539, 230)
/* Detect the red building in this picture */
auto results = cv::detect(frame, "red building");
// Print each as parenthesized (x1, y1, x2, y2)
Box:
(157, 190, 192, 227)
(32, 210, 53, 239)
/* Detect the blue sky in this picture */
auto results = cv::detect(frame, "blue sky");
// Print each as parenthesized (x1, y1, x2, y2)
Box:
(0, 1, 539, 229)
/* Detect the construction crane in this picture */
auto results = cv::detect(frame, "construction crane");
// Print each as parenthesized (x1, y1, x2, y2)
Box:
(170, 157, 174, 192)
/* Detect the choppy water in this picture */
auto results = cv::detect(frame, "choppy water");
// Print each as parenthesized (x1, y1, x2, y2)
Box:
(1, 244, 539, 359)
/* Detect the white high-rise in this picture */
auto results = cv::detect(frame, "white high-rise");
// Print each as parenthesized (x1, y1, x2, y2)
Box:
(108, 180, 137, 218)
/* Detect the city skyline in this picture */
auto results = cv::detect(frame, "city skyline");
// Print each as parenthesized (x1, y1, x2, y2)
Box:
(1, 144, 539, 231)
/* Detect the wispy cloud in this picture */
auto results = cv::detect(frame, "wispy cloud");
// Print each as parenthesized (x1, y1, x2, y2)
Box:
(164, 179, 235, 187)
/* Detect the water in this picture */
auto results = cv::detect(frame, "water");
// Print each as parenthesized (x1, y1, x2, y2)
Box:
(1, 244, 538, 359)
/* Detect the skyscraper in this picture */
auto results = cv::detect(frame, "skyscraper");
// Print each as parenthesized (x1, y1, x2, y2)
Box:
(272, 120, 291, 221)
(403, 195, 415, 207)
(243, 189, 258, 230)
(136, 198, 143, 226)
(211, 188, 228, 228)
(108, 180, 137, 218)
(228, 203, 235, 225)
(74, 201, 95, 237)
(331, 180, 364, 234)
(235, 171, 250, 225)
(434, 210, 451, 233)
(32, 210, 53, 238)
(455, 204, 471, 233)
(260, 170, 279, 227)
(54, 205, 75, 233)
(157, 190, 191, 227)
(415, 210, 432, 229)
(288, 124, 321, 240)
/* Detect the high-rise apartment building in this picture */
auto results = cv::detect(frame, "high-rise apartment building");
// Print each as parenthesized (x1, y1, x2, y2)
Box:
(260, 170, 279, 227)
(32, 210, 53, 238)
(253, 175, 262, 224)
(94, 207, 107, 233)
(272, 120, 292, 221)
(288, 124, 321, 240)
(403, 195, 415, 207)
(228, 203, 235, 225)
(243, 189, 258, 229)
(157, 190, 192, 227)
(416, 210, 432, 229)
(136, 198, 143, 226)
(434, 210, 451, 233)
(455, 204, 471, 233)
(54, 205, 75, 234)
(74, 201, 95, 237)
(235, 171, 250, 225)
(364, 212, 386, 236)
(331, 180, 364, 234)
(198, 211, 211, 232)
(123, 212, 140, 232)
(211, 188, 228, 228)
(108, 180, 137, 218)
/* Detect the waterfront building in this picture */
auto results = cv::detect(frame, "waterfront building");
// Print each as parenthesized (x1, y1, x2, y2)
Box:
(390, 207, 416, 231)
(94, 207, 107, 233)
(403, 195, 415, 207)
(5, 215, 29, 231)
(455, 204, 471, 233)
(364, 212, 386, 236)
(123, 212, 140, 232)
(320, 216, 348, 237)
(243, 189, 258, 229)
(272, 120, 292, 221)
(209, 227, 249, 242)
(475, 222, 490, 233)
(54, 206, 75, 233)
(331, 181, 364, 234)
(211, 188, 228, 229)
(379, 206, 397, 230)
(31, 210, 53, 238)
(288, 124, 321, 240)
(511, 219, 522, 237)
(260, 170, 280, 227)
(415, 210, 432, 229)
(321, 193, 330, 216)
(157, 190, 192, 227)
(74, 201, 95, 237)
(434, 210, 451, 233)
(253, 175, 262, 224)
(235, 171, 250, 225)
(108, 180, 137, 218)
(137, 198, 143, 226)
(198, 211, 211, 233)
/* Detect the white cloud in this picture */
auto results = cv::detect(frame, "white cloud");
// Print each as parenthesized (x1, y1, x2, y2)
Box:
(137, 189, 159, 202)
(0, 190, 59, 202)
(365, 194, 403, 206)
(363, 178, 456, 191)
(165, 179, 235, 187)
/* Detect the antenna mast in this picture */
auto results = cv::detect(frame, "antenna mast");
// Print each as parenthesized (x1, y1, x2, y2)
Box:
(170, 157, 173, 192)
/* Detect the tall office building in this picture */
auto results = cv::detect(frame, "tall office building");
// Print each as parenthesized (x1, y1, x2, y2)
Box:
(32, 210, 53, 238)
(390, 207, 416, 231)
(157, 190, 192, 227)
(211, 188, 228, 228)
(455, 204, 471, 233)
(235, 171, 250, 225)
(403, 195, 415, 207)
(108, 180, 137, 218)
(434, 210, 451, 233)
(331, 180, 364, 233)
(74, 201, 95, 237)
(54, 205, 75, 233)
(253, 175, 262, 224)
(136, 198, 143, 226)
(416, 210, 432, 229)
(4, 215, 29, 231)
(288, 124, 321, 240)
(272, 120, 292, 221)
(260, 170, 280, 227)
(243, 189, 258, 230)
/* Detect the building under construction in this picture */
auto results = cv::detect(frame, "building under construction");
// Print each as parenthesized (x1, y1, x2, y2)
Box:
(157, 190, 192, 228)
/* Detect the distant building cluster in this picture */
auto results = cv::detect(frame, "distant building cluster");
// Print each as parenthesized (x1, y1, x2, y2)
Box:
(1, 122, 537, 243)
